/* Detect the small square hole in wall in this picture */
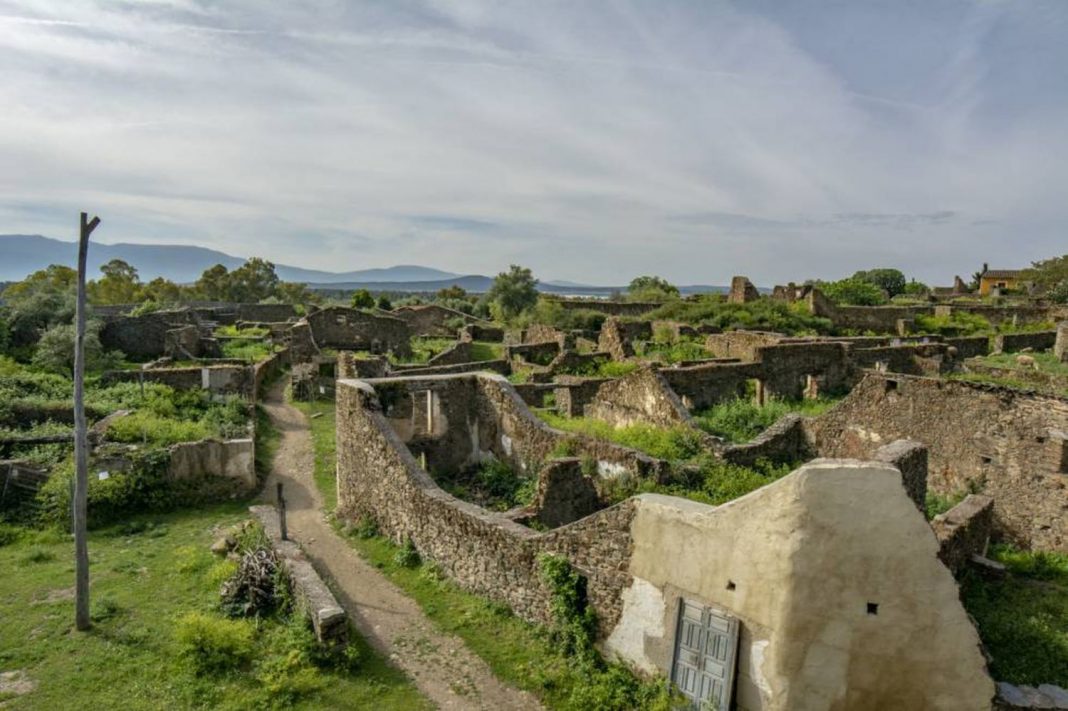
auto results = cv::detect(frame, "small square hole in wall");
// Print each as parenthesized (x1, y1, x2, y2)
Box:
(980, 455, 993, 466)
(884, 379, 899, 393)
(726, 581, 736, 591)
(867, 602, 879, 616)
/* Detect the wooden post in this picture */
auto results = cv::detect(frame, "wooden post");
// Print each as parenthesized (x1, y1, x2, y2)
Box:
(277, 482, 287, 541)
(74, 211, 100, 632)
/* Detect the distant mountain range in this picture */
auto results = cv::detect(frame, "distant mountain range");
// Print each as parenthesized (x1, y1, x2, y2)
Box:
(0, 234, 737, 296)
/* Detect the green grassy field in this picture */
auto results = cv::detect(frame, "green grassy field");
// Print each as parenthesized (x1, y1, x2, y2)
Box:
(0, 505, 427, 710)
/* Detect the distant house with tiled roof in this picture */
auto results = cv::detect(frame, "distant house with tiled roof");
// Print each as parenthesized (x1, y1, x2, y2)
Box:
(978, 263, 1026, 296)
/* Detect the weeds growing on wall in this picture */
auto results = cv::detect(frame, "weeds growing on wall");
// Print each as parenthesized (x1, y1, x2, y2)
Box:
(537, 554, 677, 710)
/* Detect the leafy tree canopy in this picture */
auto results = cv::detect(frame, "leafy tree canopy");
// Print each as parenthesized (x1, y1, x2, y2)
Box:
(627, 275, 680, 302)
(852, 268, 905, 298)
(350, 288, 375, 309)
(487, 265, 539, 322)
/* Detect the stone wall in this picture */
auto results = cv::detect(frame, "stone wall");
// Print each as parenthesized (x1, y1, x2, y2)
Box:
(336, 377, 640, 634)
(809, 372, 1068, 552)
(236, 303, 297, 323)
(871, 439, 928, 513)
(391, 304, 481, 338)
(553, 376, 613, 417)
(1056, 322, 1068, 363)
(945, 336, 991, 359)
(931, 494, 994, 575)
(598, 318, 652, 360)
(252, 349, 288, 399)
(390, 359, 511, 377)
(426, 341, 476, 366)
(807, 288, 933, 333)
(459, 323, 505, 343)
(305, 307, 412, 356)
(705, 331, 784, 361)
(727, 276, 761, 304)
(335, 376, 993, 709)
(993, 330, 1058, 353)
(585, 367, 694, 429)
(168, 437, 256, 490)
(504, 341, 561, 366)
(100, 309, 200, 360)
(103, 364, 255, 399)
(721, 414, 812, 467)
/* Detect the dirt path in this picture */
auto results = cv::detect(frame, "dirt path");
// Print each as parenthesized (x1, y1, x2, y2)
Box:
(258, 380, 541, 711)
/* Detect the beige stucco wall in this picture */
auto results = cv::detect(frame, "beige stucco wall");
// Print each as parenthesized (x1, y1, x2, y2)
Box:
(605, 460, 993, 710)
(167, 438, 256, 489)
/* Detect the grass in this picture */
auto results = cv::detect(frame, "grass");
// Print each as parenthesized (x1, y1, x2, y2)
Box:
(535, 412, 793, 506)
(214, 325, 269, 338)
(254, 403, 281, 478)
(0, 505, 428, 710)
(220, 340, 276, 362)
(961, 545, 1068, 687)
(949, 371, 1056, 393)
(976, 351, 1068, 376)
(290, 399, 339, 512)
(468, 341, 504, 362)
(390, 337, 455, 365)
(692, 397, 840, 443)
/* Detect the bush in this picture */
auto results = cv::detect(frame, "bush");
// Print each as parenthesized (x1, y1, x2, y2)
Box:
(692, 397, 839, 443)
(0, 522, 23, 547)
(174, 611, 255, 675)
(221, 547, 290, 618)
(820, 277, 887, 306)
(393, 538, 421, 568)
(914, 312, 991, 337)
(645, 297, 832, 335)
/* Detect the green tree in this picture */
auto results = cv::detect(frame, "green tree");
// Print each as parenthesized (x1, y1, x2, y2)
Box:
(350, 289, 375, 309)
(1048, 279, 1068, 304)
(140, 277, 184, 305)
(196, 264, 231, 301)
(1, 265, 78, 347)
(902, 279, 930, 296)
(437, 285, 467, 300)
(487, 265, 539, 321)
(32, 322, 117, 375)
(276, 281, 319, 305)
(88, 259, 142, 304)
(376, 295, 393, 310)
(821, 277, 887, 306)
(852, 268, 906, 298)
(627, 275, 680, 302)
(1023, 254, 1068, 289)
(226, 258, 280, 302)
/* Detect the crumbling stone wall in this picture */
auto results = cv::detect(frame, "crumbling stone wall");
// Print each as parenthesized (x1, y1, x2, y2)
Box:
(459, 323, 505, 343)
(100, 309, 200, 360)
(721, 414, 813, 467)
(102, 364, 255, 399)
(585, 367, 694, 429)
(168, 437, 256, 490)
(304, 307, 411, 357)
(728, 275, 761, 304)
(809, 372, 1068, 552)
(426, 341, 476, 366)
(598, 318, 652, 360)
(504, 341, 561, 366)
(993, 330, 1058, 353)
(1056, 321, 1068, 363)
(236, 303, 297, 323)
(945, 336, 991, 359)
(705, 330, 784, 360)
(337, 352, 390, 379)
(389, 360, 511, 377)
(335, 377, 639, 634)
(553, 376, 612, 417)
(391, 304, 481, 338)
(286, 321, 320, 362)
(931, 494, 994, 575)
(872, 439, 928, 513)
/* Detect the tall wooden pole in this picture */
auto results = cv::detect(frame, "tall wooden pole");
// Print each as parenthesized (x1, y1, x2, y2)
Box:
(74, 211, 100, 631)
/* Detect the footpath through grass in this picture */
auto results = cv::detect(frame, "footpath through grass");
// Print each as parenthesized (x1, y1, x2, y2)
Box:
(0, 504, 427, 710)
(300, 397, 673, 709)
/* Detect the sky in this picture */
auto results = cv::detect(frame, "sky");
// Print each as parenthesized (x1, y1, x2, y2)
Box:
(1, 0, 1066, 286)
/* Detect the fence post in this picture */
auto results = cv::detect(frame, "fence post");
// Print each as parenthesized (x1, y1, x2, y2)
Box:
(277, 482, 287, 541)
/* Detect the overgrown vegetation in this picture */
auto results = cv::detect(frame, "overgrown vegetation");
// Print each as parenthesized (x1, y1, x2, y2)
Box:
(634, 335, 710, 364)
(537, 412, 794, 506)
(914, 311, 992, 337)
(389, 337, 454, 365)
(433, 459, 537, 511)
(0, 505, 428, 709)
(644, 296, 833, 336)
(961, 545, 1068, 687)
(692, 396, 840, 443)
(289, 398, 339, 512)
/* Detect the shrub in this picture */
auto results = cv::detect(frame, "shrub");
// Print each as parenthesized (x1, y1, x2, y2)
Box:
(19, 546, 55, 565)
(914, 311, 991, 337)
(693, 397, 839, 443)
(393, 538, 421, 568)
(644, 297, 832, 335)
(174, 611, 255, 675)
(0, 522, 23, 547)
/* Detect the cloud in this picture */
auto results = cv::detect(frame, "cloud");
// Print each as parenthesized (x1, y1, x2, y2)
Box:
(0, 0, 1066, 285)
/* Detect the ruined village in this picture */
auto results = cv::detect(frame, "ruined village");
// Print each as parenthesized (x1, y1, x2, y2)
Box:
(1, 254, 1067, 711)
(3, 2, 1068, 710)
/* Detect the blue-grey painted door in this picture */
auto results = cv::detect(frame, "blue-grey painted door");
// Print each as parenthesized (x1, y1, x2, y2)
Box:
(671, 600, 739, 710)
